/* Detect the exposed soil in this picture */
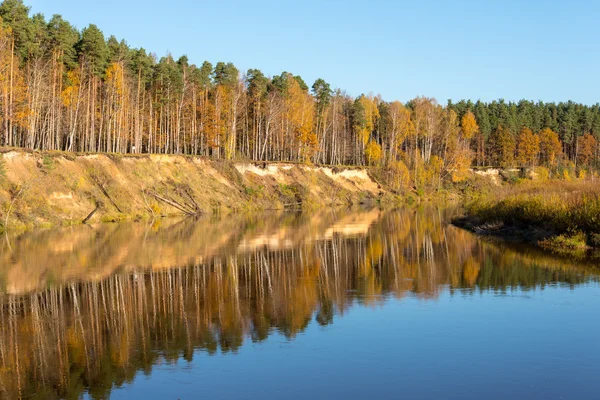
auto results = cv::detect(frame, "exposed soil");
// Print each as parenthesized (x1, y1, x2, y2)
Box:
(0, 149, 391, 230)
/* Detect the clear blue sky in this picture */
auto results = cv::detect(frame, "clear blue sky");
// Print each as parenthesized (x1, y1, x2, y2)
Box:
(26, 0, 599, 104)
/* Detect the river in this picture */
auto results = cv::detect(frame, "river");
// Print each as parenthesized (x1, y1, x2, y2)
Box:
(0, 207, 598, 399)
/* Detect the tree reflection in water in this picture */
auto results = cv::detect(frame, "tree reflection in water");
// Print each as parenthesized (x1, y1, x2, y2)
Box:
(0, 207, 596, 399)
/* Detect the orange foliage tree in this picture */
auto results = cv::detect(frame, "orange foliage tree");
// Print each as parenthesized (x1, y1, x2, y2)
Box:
(516, 127, 540, 167)
(577, 133, 597, 167)
(539, 128, 562, 167)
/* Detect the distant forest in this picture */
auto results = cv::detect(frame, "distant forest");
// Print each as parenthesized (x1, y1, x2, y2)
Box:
(0, 0, 599, 187)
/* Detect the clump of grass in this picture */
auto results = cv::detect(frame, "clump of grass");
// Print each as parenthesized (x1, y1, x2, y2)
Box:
(539, 232, 589, 251)
(42, 155, 56, 170)
(539, 230, 589, 257)
(100, 213, 128, 223)
(243, 185, 264, 198)
(278, 183, 297, 198)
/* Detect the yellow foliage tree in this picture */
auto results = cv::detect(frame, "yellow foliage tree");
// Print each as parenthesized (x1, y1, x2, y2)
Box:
(61, 70, 81, 108)
(516, 127, 540, 167)
(577, 133, 597, 167)
(106, 62, 125, 97)
(425, 155, 444, 187)
(354, 95, 380, 164)
(490, 125, 515, 168)
(389, 160, 411, 191)
(287, 77, 317, 161)
(460, 110, 479, 140)
(539, 128, 562, 167)
(365, 140, 382, 166)
(386, 101, 414, 163)
(450, 152, 473, 182)
(445, 109, 472, 182)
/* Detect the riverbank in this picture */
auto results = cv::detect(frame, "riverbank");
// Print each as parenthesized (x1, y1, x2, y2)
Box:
(0, 148, 398, 231)
(453, 180, 600, 257)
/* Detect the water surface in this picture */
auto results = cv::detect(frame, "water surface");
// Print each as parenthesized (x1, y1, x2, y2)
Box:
(0, 207, 598, 399)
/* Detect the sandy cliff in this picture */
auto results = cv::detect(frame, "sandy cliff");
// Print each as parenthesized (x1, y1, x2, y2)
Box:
(0, 149, 387, 229)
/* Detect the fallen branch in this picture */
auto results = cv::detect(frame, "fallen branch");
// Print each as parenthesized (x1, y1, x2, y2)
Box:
(143, 189, 202, 216)
(82, 201, 102, 224)
(88, 170, 122, 212)
(98, 183, 122, 213)
(180, 186, 202, 213)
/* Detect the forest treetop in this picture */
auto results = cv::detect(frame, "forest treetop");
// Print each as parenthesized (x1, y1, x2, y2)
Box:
(0, 0, 599, 190)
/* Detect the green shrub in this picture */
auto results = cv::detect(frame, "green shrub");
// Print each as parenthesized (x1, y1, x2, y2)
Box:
(278, 183, 297, 198)
(539, 230, 589, 257)
(42, 155, 55, 170)
(243, 185, 264, 197)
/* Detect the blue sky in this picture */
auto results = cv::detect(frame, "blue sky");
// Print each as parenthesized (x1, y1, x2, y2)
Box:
(26, 0, 599, 104)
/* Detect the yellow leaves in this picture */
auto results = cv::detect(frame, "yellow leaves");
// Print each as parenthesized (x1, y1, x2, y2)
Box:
(286, 76, 317, 161)
(414, 154, 445, 188)
(451, 152, 473, 182)
(578, 133, 597, 167)
(388, 101, 414, 150)
(429, 155, 444, 175)
(106, 62, 125, 97)
(203, 99, 219, 148)
(412, 97, 442, 139)
(539, 128, 562, 167)
(299, 131, 319, 161)
(61, 69, 80, 108)
(535, 166, 550, 180)
(461, 110, 479, 140)
(214, 85, 231, 138)
(389, 160, 411, 191)
(492, 125, 516, 168)
(516, 127, 540, 167)
(365, 140, 382, 166)
(426, 156, 443, 187)
(355, 95, 380, 146)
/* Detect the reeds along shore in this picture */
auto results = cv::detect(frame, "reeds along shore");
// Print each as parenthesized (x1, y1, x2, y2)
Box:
(457, 180, 600, 255)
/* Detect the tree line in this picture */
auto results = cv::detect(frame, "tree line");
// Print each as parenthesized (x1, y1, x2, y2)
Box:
(0, 0, 599, 189)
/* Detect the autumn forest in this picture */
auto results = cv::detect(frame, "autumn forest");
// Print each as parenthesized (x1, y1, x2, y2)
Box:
(1, 0, 600, 190)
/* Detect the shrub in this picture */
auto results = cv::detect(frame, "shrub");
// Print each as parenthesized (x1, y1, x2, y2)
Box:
(42, 155, 55, 170)
(535, 166, 549, 181)
(539, 230, 589, 257)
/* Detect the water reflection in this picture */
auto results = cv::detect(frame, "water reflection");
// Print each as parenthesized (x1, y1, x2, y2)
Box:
(0, 207, 597, 399)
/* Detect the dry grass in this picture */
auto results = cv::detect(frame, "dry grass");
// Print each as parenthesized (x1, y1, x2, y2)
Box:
(465, 180, 600, 252)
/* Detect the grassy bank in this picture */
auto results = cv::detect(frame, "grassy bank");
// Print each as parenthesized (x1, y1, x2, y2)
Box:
(454, 180, 600, 257)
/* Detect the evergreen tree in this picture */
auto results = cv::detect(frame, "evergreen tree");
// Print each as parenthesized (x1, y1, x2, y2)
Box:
(78, 24, 108, 77)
